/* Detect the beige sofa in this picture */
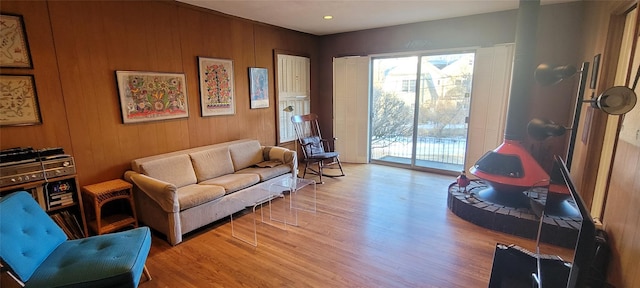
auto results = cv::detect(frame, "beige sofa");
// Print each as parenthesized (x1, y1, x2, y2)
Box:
(124, 139, 297, 245)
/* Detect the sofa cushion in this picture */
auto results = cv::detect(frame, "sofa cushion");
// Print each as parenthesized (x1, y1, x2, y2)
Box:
(236, 165, 291, 181)
(199, 173, 260, 194)
(140, 154, 197, 188)
(189, 147, 235, 182)
(177, 184, 226, 211)
(229, 140, 264, 171)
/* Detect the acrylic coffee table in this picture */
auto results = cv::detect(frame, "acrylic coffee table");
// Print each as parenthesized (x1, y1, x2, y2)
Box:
(229, 190, 288, 247)
(268, 176, 317, 227)
(228, 176, 317, 246)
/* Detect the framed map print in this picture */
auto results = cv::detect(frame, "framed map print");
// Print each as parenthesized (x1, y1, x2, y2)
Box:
(0, 75, 41, 126)
(0, 14, 33, 68)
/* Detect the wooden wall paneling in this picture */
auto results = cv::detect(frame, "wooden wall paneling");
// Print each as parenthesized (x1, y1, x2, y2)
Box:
(0, 1, 73, 153)
(145, 2, 190, 155)
(4, 0, 319, 188)
(247, 25, 271, 144)
(586, 4, 630, 211)
(578, 2, 640, 286)
(47, 1, 98, 184)
(177, 7, 210, 148)
(48, 0, 90, 183)
(202, 11, 236, 146)
(80, 2, 121, 182)
(102, 0, 156, 166)
(50, 1, 107, 183)
(230, 20, 255, 142)
(24, 2, 73, 152)
(47, 0, 187, 185)
(604, 140, 640, 287)
(253, 26, 277, 146)
(254, 25, 279, 145)
(179, 7, 234, 147)
(621, 142, 640, 282)
(132, 1, 181, 158)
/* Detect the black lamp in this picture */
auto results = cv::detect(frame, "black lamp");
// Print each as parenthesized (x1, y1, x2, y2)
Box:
(529, 62, 638, 169)
(527, 118, 567, 141)
(534, 64, 577, 86)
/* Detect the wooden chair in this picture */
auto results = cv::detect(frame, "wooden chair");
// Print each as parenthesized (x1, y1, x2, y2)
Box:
(291, 113, 345, 183)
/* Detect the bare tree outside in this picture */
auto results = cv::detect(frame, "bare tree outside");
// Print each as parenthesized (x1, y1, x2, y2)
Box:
(371, 88, 413, 148)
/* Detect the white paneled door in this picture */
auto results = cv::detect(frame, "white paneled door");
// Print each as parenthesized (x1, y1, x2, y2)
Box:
(333, 56, 370, 163)
(277, 54, 310, 144)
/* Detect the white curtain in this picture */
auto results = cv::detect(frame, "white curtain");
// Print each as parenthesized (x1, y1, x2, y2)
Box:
(464, 44, 515, 173)
(333, 56, 370, 163)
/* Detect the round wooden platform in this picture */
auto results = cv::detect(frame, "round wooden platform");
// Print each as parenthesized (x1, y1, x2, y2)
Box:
(447, 180, 580, 248)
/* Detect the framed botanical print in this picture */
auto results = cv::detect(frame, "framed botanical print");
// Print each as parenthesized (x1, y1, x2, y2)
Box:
(249, 67, 269, 109)
(115, 71, 189, 124)
(198, 57, 235, 116)
(0, 14, 33, 68)
(0, 75, 41, 126)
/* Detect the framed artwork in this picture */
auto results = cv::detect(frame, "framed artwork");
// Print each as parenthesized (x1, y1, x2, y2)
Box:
(590, 53, 601, 89)
(0, 75, 41, 126)
(0, 14, 33, 68)
(249, 67, 269, 109)
(581, 105, 594, 144)
(115, 71, 189, 124)
(198, 57, 235, 116)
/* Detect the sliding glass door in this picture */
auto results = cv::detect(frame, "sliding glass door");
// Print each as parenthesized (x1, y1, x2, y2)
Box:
(370, 52, 474, 172)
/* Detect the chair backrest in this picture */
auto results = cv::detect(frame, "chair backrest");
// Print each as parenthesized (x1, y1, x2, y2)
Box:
(0, 191, 67, 282)
(291, 113, 326, 158)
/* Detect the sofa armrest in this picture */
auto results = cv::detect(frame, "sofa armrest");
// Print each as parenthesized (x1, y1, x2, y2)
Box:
(262, 146, 298, 177)
(124, 171, 179, 213)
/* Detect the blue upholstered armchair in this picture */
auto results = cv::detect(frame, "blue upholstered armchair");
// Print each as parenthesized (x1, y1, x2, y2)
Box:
(0, 191, 152, 288)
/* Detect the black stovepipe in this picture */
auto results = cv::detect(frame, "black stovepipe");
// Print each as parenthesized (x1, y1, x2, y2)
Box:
(503, 0, 540, 141)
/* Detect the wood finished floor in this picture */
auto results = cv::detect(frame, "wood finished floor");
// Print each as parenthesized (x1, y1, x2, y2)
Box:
(141, 164, 572, 288)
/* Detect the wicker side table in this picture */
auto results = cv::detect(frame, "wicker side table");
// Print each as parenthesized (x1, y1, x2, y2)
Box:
(82, 179, 138, 235)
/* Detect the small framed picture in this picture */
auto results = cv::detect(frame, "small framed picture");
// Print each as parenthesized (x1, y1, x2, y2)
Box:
(249, 67, 269, 109)
(115, 70, 189, 124)
(0, 14, 33, 68)
(590, 54, 601, 89)
(198, 57, 235, 116)
(0, 75, 41, 126)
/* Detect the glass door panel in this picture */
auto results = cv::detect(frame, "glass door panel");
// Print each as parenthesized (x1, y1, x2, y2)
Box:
(370, 52, 474, 173)
(370, 56, 417, 165)
(415, 53, 473, 171)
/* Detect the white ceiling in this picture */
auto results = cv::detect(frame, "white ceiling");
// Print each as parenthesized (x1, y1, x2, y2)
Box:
(176, 0, 578, 36)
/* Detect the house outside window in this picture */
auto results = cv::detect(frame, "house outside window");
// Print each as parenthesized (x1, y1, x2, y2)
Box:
(401, 79, 416, 92)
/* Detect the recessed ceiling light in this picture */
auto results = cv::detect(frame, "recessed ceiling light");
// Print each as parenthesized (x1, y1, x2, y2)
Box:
(323, 15, 333, 20)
